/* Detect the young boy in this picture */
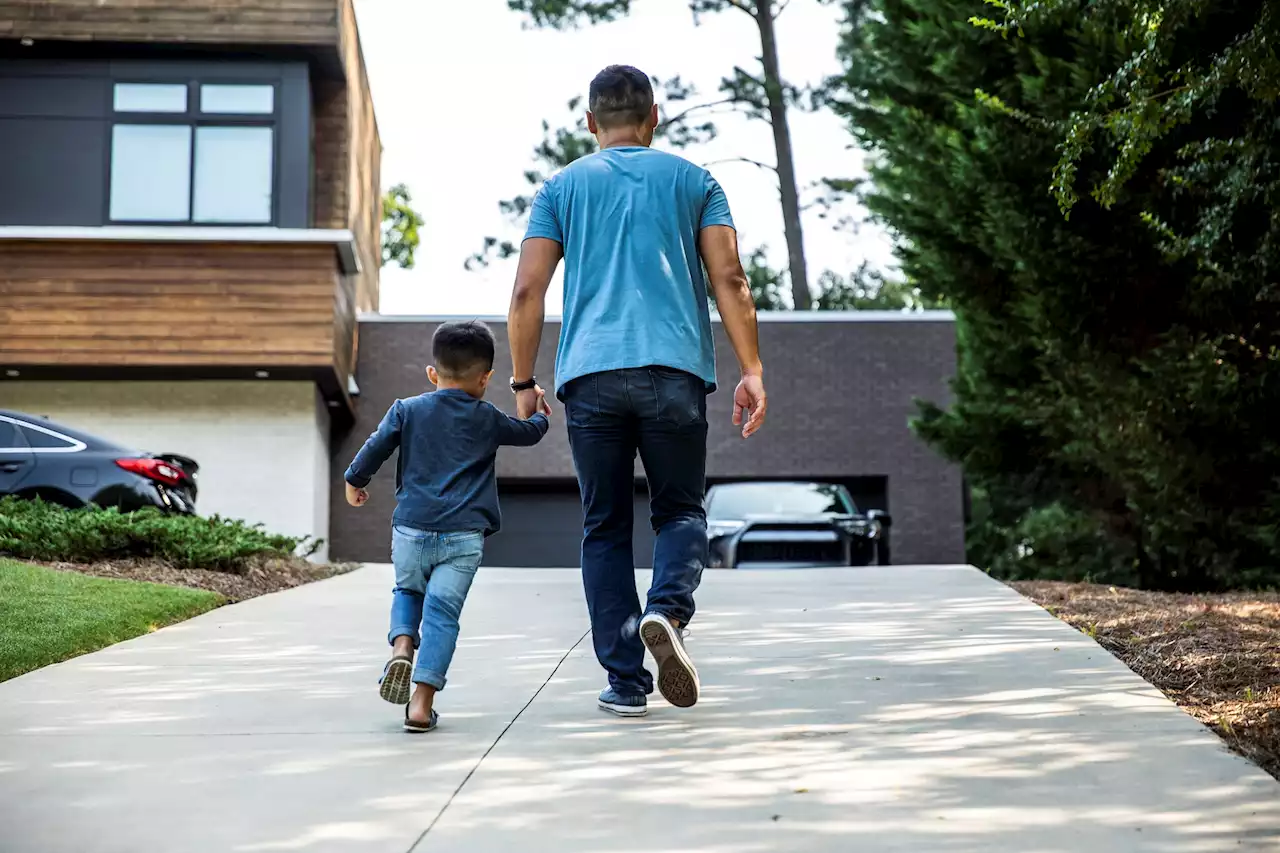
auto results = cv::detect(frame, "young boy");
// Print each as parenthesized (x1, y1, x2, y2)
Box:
(344, 320, 550, 733)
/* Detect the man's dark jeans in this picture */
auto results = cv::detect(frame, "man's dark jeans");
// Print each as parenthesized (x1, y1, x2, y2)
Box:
(563, 367, 708, 697)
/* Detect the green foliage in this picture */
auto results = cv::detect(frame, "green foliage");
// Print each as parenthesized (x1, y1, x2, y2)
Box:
(816, 265, 947, 311)
(0, 497, 319, 573)
(972, 0, 1280, 215)
(382, 183, 424, 269)
(0, 558, 223, 681)
(834, 0, 1280, 591)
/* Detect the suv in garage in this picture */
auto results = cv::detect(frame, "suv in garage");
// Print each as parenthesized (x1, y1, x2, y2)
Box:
(705, 481, 891, 568)
(0, 411, 198, 514)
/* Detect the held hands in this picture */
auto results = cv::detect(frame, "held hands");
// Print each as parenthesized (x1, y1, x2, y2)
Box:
(733, 372, 767, 439)
(516, 385, 553, 421)
(345, 482, 370, 508)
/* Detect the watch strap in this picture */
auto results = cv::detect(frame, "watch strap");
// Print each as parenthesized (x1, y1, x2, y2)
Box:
(510, 377, 537, 393)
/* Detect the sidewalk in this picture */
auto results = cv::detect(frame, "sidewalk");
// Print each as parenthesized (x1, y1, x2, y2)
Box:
(1, 566, 1276, 853)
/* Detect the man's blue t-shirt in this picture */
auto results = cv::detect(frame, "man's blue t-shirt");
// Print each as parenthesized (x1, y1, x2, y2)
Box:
(523, 146, 735, 396)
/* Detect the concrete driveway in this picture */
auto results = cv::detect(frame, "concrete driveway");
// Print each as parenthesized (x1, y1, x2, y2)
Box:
(1, 565, 1277, 852)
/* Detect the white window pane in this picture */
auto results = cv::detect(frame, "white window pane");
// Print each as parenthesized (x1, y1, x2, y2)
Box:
(200, 84, 274, 115)
(193, 127, 273, 223)
(114, 83, 187, 113)
(109, 124, 192, 221)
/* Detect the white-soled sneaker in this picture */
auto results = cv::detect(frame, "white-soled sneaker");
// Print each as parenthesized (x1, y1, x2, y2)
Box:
(639, 612, 700, 708)
(598, 687, 648, 717)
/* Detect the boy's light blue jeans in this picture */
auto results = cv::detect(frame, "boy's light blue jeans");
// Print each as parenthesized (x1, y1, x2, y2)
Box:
(388, 525, 483, 690)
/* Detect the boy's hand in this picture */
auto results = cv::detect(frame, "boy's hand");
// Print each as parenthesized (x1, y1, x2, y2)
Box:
(517, 385, 552, 419)
(345, 482, 370, 508)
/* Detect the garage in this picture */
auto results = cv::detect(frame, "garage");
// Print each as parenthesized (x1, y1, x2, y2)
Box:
(485, 480, 657, 568)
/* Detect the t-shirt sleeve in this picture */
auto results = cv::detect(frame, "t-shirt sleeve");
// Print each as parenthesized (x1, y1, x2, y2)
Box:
(699, 175, 736, 231)
(523, 181, 563, 244)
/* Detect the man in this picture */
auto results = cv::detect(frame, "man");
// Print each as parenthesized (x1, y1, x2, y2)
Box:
(508, 65, 767, 717)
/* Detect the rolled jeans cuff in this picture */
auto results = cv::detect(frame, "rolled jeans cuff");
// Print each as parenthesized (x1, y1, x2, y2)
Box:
(413, 665, 447, 690)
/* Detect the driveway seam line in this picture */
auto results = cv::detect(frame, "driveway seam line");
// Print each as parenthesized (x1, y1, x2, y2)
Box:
(407, 627, 591, 851)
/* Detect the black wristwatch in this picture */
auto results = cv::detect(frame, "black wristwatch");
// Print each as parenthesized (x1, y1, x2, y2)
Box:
(510, 377, 537, 393)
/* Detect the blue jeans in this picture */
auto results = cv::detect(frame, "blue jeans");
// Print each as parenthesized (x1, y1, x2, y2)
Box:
(388, 525, 483, 690)
(563, 367, 708, 697)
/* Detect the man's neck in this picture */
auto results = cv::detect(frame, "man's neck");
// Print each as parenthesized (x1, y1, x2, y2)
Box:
(598, 130, 649, 150)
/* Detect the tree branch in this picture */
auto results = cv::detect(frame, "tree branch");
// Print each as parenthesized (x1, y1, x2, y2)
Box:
(662, 97, 738, 127)
(704, 156, 779, 174)
(726, 0, 758, 17)
(774, 0, 793, 18)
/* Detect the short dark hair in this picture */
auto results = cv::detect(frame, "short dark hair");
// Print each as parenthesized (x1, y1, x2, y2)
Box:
(589, 65, 654, 130)
(432, 320, 495, 379)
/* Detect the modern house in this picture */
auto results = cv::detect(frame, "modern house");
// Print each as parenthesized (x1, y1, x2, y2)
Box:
(332, 313, 965, 567)
(0, 1, 381, 559)
(0, 3, 964, 568)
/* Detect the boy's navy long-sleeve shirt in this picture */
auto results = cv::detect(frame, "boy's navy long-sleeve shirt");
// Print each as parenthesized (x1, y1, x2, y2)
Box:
(344, 388, 549, 535)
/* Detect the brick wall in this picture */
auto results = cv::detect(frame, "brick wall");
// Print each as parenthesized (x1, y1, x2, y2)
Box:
(330, 314, 965, 566)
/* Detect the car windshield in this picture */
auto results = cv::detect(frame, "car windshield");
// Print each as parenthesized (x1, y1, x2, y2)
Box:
(708, 483, 855, 518)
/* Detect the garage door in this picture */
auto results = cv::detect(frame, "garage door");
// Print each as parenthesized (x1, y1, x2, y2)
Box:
(485, 481, 656, 568)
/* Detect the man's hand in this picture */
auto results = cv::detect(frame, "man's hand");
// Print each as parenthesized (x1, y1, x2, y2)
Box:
(733, 373, 767, 438)
(345, 482, 369, 508)
(516, 386, 552, 420)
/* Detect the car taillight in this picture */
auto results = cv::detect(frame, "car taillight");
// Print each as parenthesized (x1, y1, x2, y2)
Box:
(116, 457, 188, 487)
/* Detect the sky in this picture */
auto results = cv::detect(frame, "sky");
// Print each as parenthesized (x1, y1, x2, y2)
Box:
(353, 0, 895, 316)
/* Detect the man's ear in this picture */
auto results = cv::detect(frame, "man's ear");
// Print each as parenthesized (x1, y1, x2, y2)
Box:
(648, 103, 659, 130)
(426, 365, 439, 386)
(586, 110, 599, 135)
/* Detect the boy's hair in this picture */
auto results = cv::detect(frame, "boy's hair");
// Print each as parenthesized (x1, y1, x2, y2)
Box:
(432, 320, 496, 379)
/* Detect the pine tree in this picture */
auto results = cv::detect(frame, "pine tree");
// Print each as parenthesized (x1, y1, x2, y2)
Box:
(832, 0, 1280, 590)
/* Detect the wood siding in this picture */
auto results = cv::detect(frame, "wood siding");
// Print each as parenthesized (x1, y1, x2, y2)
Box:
(0, 1, 341, 46)
(0, 241, 345, 373)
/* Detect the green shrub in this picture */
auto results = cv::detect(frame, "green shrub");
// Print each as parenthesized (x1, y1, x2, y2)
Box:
(0, 497, 321, 572)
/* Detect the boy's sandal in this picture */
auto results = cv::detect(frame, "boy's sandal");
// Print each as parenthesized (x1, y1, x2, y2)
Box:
(404, 707, 439, 734)
(379, 655, 414, 705)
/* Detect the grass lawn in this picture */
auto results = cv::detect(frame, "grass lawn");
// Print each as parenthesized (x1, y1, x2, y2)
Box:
(0, 558, 224, 682)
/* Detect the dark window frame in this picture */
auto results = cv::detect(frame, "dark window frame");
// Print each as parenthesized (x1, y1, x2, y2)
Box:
(106, 78, 282, 227)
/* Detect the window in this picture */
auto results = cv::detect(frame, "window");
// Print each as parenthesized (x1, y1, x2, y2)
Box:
(110, 125, 192, 221)
(19, 425, 79, 451)
(193, 127, 274, 223)
(0, 421, 21, 453)
(200, 84, 273, 115)
(109, 81, 277, 225)
(113, 83, 188, 113)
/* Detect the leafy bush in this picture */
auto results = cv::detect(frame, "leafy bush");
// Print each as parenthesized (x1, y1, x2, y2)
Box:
(968, 491, 1139, 587)
(0, 497, 320, 572)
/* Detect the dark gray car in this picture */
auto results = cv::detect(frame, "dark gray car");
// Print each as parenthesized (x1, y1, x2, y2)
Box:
(705, 481, 891, 568)
(0, 411, 198, 513)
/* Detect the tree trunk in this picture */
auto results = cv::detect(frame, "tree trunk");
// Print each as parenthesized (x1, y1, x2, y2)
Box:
(755, 0, 811, 310)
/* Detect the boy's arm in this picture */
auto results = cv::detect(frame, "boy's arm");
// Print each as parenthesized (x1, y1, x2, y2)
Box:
(492, 405, 550, 448)
(344, 401, 403, 488)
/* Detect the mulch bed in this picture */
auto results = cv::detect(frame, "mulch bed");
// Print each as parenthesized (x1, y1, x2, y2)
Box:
(1013, 581, 1280, 781)
(33, 557, 357, 603)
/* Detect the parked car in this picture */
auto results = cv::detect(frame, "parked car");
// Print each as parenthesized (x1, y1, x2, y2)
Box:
(705, 481, 891, 568)
(0, 411, 198, 514)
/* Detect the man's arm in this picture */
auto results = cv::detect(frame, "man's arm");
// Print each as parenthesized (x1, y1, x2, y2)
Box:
(509, 237, 562, 418)
(344, 402, 403, 489)
(699, 224, 767, 438)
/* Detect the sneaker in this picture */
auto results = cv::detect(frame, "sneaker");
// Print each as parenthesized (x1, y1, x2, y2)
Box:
(639, 612, 700, 708)
(598, 687, 648, 717)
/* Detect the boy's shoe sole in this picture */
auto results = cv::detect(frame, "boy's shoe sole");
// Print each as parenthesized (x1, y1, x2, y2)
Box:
(598, 698, 648, 717)
(639, 614, 700, 708)
(379, 657, 413, 705)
